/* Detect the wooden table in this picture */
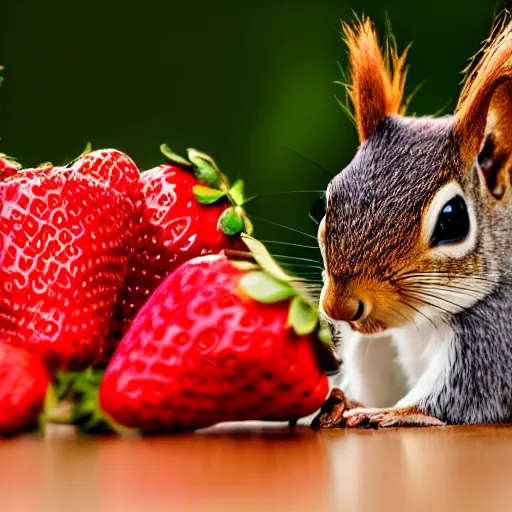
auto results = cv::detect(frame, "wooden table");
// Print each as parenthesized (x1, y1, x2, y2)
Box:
(2, 424, 512, 512)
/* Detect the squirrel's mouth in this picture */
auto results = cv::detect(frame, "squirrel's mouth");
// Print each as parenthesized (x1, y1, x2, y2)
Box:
(349, 317, 389, 335)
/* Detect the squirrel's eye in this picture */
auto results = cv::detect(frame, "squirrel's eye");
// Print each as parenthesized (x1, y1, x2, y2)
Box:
(430, 195, 470, 247)
(310, 194, 326, 225)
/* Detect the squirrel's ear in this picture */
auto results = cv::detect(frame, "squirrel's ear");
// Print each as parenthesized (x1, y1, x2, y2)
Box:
(343, 18, 408, 142)
(456, 15, 512, 199)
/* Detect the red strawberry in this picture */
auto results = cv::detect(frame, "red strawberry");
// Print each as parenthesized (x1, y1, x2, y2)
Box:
(0, 342, 50, 434)
(0, 166, 137, 370)
(71, 149, 143, 207)
(100, 239, 329, 432)
(0, 154, 21, 181)
(112, 146, 251, 339)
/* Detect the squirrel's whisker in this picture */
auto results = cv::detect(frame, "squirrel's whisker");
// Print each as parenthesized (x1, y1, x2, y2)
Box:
(271, 254, 324, 264)
(245, 190, 326, 206)
(289, 278, 324, 284)
(279, 264, 324, 272)
(249, 215, 318, 240)
(398, 271, 505, 287)
(405, 283, 485, 301)
(281, 269, 324, 277)
(282, 146, 335, 179)
(400, 289, 465, 315)
(260, 240, 320, 250)
(399, 291, 458, 317)
(396, 298, 438, 329)
(285, 270, 324, 277)
(389, 303, 417, 330)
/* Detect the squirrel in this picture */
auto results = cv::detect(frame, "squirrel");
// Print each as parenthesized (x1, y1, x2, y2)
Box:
(314, 13, 512, 427)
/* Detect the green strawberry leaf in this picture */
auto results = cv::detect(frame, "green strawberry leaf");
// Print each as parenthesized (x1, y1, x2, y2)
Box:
(42, 384, 58, 420)
(317, 324, 333, 348)
(160, 144, 192, 167)
(219, 207, 245, 235)
(64, 142, 93, 167)
(72, 368, 105, 393)
(243, 216, 254, 236)
(229, 179, 245, 206)
(195, 164, 220, 188)
(187, 148, 220, 171)
(239, 271, 296, 303)
(39, 383, 74, 434)
(241, 234, 293, 283)
(53, 371, 80, 399)
(230, 260, 260, 272)
(82, 141, 92, 155)
(0, 152, 21, 165)
(74, 368, 137, 435)
(187, 149, 221, 188)
(289, 296, 319, 335)
(193, 185, 226, 204)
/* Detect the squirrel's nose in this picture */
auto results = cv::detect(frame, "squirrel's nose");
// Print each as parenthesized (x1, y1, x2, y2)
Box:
(322, 295, 367, 322)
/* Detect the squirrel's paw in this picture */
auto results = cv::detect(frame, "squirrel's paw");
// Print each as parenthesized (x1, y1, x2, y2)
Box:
(311, 388, 362, 429)
(343, 406, 445, 428)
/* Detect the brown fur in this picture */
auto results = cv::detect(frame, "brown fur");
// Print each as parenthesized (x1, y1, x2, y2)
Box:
(456, 16, 512, 172)
(343, 17, 408, 142)
(322, 274, 405, 334)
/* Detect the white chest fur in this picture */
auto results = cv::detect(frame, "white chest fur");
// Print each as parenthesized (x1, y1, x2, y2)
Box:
(333, 319, 454, 409)
(391, 320, 453, 387)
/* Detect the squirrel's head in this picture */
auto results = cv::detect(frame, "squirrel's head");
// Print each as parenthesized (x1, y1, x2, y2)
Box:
(320, 15, 512, 335)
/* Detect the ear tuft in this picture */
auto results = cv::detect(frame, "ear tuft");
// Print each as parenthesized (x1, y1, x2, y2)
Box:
(342, 17, 408, 142)
(456, 11, 512, 161)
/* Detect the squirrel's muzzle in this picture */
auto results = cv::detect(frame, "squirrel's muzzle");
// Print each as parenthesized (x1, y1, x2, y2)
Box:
(321, 283, 367, 322)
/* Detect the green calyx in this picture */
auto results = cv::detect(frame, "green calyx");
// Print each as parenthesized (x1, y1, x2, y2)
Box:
(236, 234, 322, 337)
(289, 296, 319, 336)
(188, 148, 226, 189)
(219, 207, 246, 235)
(0, 152, 22, 169)
(0, 152, 19, 162)
(193, 185, 226, 204)
(238, 271, 296, 303)
(64, 141, 93, 167)
(40, 369, 136, 436)
(160, 143, 193, 168)
(160, 143, 252, 237)
(228, 179, 245, 206)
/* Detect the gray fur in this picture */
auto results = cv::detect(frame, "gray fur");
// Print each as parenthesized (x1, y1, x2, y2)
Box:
(423, 286, 512, 423)
(327, 115, 456, 281)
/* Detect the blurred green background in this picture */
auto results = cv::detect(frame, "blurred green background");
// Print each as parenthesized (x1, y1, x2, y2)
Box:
(0, 0, 501, 255)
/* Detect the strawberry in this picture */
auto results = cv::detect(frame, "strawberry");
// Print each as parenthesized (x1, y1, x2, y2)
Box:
(70, 149, 143, 207)
(0, 165, 137, 370)
(0, 342, 50, 434)
(0, 154, 21, 181)
(112, 146, 251, 339)
(99, 236, 330, 432)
